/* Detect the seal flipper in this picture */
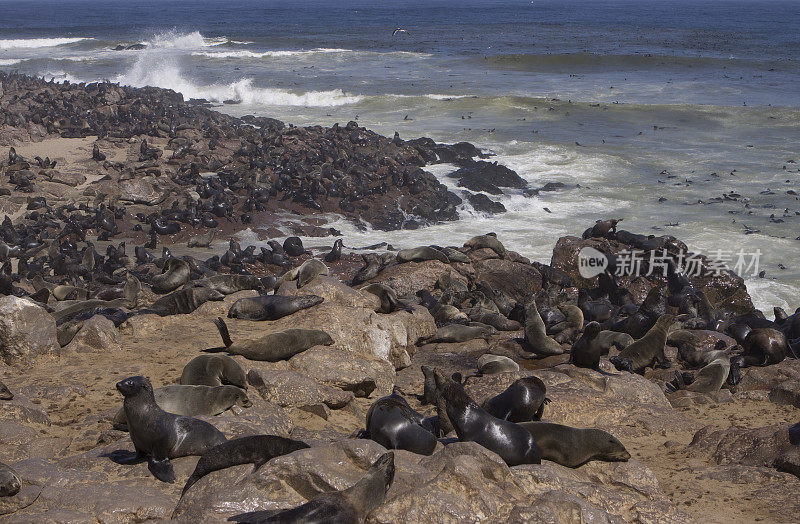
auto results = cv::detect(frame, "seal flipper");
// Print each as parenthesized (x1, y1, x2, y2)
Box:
(149, 457, 176, 483)
(105, 449, 146, 465)
(214, 317, 234, 348)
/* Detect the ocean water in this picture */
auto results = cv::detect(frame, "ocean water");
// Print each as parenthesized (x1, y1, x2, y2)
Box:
(1, 0, 799, 312)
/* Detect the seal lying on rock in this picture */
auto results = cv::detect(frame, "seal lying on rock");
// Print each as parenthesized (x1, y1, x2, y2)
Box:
(423, 323, 496, 344)
(519, 422, 630, 467)
(227, 294, 324, 321)
(191, 274, 263, 295)
(180, 354, 247, 389)
(211, 317, 333, 361)
(477, 353, 519, 374)
(464, 233, 506, 258)
(0, 462, 21, 497)
(112, 376, 227, 483)
(181, 435, 309, 495)
(282, 259, 329, 288)
(113, 384, 251, 431)
(396, 246, 449, 264)
(434, 372, 541, 466)
(610, 314, 675, 373)
(362, 392, 438, 455)
(231, 452, 395, 523)
(732, 328, 789, 368)
(147, 286, 225, 316)
(482, 376, 549, 422)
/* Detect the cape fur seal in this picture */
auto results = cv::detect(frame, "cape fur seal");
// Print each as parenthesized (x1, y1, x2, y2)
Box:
(192, 274, 263, 295)
(483, 376, 548, 422)
(396, 246, 449, 264)
(363, 392, 438, 455)
(519, 422, 630, 467)
(524, 299, 565, 355)
(211, 317, 333, 361)
(187, 230, 216, 248)
(231, 452, 395, 523)
(569, 321, 603, 370)
(282, 259, 329, 288)
(181, 435, 309, 495)
(733, 328, 789, 368)
(228, 294, 323, 321)
(180, 354, 247, 389)
(434, 372, 541, 466)
(468, 307, 521, 331)
(152, 258, 190, 294)
(464, 234, 506, 258)
(113, 384, 251, 431)
(611, 314, 675, 373)
(477, 353, 519, 374)
(114, 376, 227, 482)
(361, 283, 411, 314)
(0, 462, 21, 497)
(424, 323, 496, 343)
(147, 285, 225, 316)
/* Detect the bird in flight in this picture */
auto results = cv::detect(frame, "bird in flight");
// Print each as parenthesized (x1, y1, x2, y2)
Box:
(392, 28, 410, 36)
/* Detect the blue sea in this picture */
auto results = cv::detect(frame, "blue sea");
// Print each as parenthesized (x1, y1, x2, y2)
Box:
(1, 0, 799, 311)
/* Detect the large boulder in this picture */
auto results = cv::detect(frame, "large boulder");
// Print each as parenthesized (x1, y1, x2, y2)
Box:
(0, 296, 59, 366)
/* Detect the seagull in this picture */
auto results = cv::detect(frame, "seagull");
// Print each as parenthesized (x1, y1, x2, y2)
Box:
(392, 28, 410, 36)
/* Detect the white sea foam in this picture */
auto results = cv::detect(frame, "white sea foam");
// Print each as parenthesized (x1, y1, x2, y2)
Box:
(0, 37, 92, 50)
(0, 59, 22, 66)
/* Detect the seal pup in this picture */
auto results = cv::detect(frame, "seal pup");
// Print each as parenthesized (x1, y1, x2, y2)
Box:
(181, 435, 309, 495)
(227, 294, 323, 321)
(113, 384, 251, 431)
(180, 354, 247, 389)
(524, 299, 565, 355)
(0, 462, 21, 497)
(519, 422, 630, 467)
(211, 317, 333, 361)
(610, 314, 675, 373)
(434, 372, 541, 466)
(151, 258, 190, 294)
(363, 392, 437, 455)
(232, 452, 395, 523)
(122, 274, 141, 306)
(396, 246, 449, 264)
(360, 283, 411, 314)
(569, 322, 603, 370)
(0, 380, 12, 400)
(113, 376, 227, 482)
(477, 353, 519, 374)
(483, 376, 549, 422)
(596, 330, 634, 353)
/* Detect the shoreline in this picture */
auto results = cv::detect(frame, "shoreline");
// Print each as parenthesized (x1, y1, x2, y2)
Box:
(0, 72, 799, 522)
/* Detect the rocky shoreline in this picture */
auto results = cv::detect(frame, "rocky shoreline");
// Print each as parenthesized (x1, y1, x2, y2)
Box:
(1, 74, 799, 523)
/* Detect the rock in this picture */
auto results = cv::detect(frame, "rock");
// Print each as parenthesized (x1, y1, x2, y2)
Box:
(466, 193, 506, 214)
(64, 315, 121, 353)
(118, 177, 169, 205)
(246, 368, 354, 409)
(0, 296, 59, 366)
(472, 258, 542, 303)
(448, 161, 527, 195)
(370, 260, 468, 297)
(289, 347, 392, 397)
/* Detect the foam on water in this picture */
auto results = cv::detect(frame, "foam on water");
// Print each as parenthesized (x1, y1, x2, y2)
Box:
(0, 37, 92, 50)
(0, 59, 22, 66)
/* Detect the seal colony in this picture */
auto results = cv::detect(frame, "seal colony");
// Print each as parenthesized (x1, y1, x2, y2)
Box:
(0, 73, 799, 522)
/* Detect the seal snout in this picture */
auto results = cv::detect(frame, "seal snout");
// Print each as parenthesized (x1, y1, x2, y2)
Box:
(374, 451, 395, 488)
(116, 375, 149, 397)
